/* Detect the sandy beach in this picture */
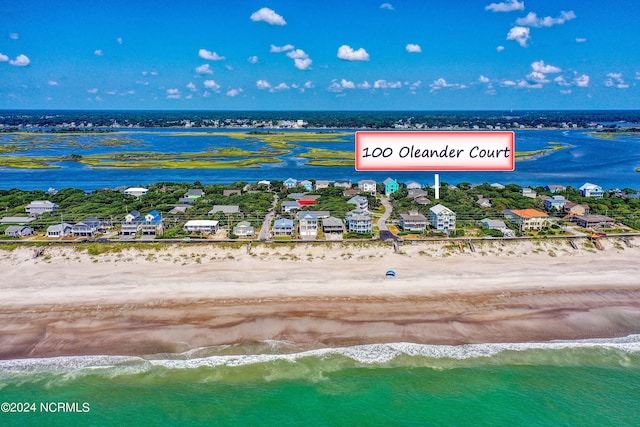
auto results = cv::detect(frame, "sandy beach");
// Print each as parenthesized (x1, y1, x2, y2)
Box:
(2, 237, 640, 359)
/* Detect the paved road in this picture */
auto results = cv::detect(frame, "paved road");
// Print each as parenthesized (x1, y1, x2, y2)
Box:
(377, 196, 392, 232)
(258, 195, 278, 240)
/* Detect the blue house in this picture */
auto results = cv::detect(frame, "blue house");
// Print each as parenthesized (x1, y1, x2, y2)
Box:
(300, 180, 313, 191)
(383, 178, 399, 195)
(284, 178, 298, 189)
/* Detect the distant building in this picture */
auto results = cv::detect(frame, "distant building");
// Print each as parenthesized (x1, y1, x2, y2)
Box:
(124, 187, 148, 197)
(281, 201, 300, 213)
(383, 178, 399, 195)
(347, 196, 369, 211)
(25, 200, 58, 217)
(429, 204, 456, 232)
(209, 205, 241, 215)
(300, 180, 313, 191)
(357, 179, 377, 195)
(4, 225, 33, 238)
(521, 188, 537, 198)
(46, 223, 72, 238)
(544, 195, 569, 211)
(334, 179, 352, 189)
(575, 214, 614, 228)
(405, 181, 422, 190)
(579, 183, 604, 198)
(545, 185, 566, 193)
(284, 178, 298, 189)
(72, 217, 102, 237)
(315, 180, 330, 190)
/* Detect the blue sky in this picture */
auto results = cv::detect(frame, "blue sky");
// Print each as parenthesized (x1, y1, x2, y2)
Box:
(0, 0, 638, 110)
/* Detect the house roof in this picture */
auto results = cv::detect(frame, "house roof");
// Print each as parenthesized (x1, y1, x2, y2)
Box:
(299, 211, 318, 221)
(348, 196, 367, 203)
(184, 220, 219, 227)
(347, 209, 371, 220)
(234, 221, 252, 228)
(430, 204, 454, 215)
(47, 223, 72, 232)
(0, 216, 35, 224)
(358, 179, 376, 185)
(579, 182, 602, 190)
(400, 212, 426, 221)
(26, 200, 57, 207)
(322, 216, 344, 227)
(274, 218, 294, 228)
(185, 189, 205, 196)
(210, 205, 240, 214)
(510, 208, 548, 219)
(383, 177, 396, 185)
(481, 218, 507, 229)
(282, 201, 300, 207)
(5, 225, 31, 233)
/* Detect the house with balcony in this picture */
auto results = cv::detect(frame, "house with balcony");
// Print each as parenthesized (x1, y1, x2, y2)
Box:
(399, 211, 427, 231)
(508, 209, 549, 231)
(544, 195, 570, 211)
(347, 196, 369, 211)
(46, 223, 72, 238)
(284, 178, 298, 189)
(121, 210, 142, 236)
(281, 201, 300, 213)
(4, 225, 33, 238)
(298, 211, 318, 239)
(322, 216, 344, 234)
(272, 218, 294, 237)
(346, 210, 372, 233)
(429, 204, 456, 233)
(183, 220, 219, 234)
(579, 183, 604, 198)
(233, 221, 255, 238)
(358, 179, 377, 195)
(72, 217, 102, 237)
(315, 180, 330, 190)
(141, 210, 163, 236)
(300, 180, 313, 191)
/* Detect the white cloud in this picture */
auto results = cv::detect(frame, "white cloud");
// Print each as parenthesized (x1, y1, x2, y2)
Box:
(500, 80, 517, 87)
(340, 79, 355, 89)
(605, 72, 628, 89)
(531, 60, 561, 74)
(516, 10, 576, 28)
(117, 37, 123, 44)
(150, 70, 158, 76)
(248, 56, 259, 64)
(186, 82, 197, 91)
(380, 3, 394, 10)
(286, 49, 312, 70)
(226, 88, 243, 97)
(166, 88, 181, 99)
(250, 7, 286, 25)
(270, 44, 295, 53)
(195, 64, 213, 74)
(479, 75, 490, 83)
(405, 44, 422, 53)
(576, 38, 587, 43)
(304, 81, 314, 89)
(136, 80, 149, 86)
(106, 90, 117, 95)
(554, 76, 571, 87)
(9, 33, 19, 40)
(560, 89, 572, 94)
(225, 64, 234, 71)
(0, 52, 8, 62)
(94, 49, 103, 56)
(485, 0, 524, 12)
(506, 26, 530, 47)
(199, 49, 225, 61)
(574, 74, 589, 87)
(496, 45, 505, 52)
(635, 72, 640, 80)
(358, 81, 371, 89)
(374, 79, 402, 89)
(47, 80, 58, 86)
(429, 78, 467, 92)
(256, 80, 271, 90)
(517, 80, 543, 89)
(87, 88, 99, 94)
(204, 80, 220, 91)
(273, 83, 290, 91)
(409, 80, 421, 91)
(9, 54, 30, 66)
(337, 45, 370, 61)
(526, 71, 549, 84)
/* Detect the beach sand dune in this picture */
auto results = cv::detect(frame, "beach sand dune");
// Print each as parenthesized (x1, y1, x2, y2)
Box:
(1, 239, 640, 359)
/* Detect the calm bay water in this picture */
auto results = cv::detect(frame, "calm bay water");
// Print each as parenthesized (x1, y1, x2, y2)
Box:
(1, 129, 639, 190)
(1, 337, 640, 426)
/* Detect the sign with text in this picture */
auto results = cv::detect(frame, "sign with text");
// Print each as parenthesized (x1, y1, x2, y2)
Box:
(355, 131, 515, 171)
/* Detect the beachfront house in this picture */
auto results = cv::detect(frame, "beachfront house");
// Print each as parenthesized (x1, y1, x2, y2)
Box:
(124, 187, 148, 197)
(509, 209, 549, 231)
(347, 195, 369, 211)
(383, 178, 399, 195)
(346, 210, 372, 233)
(399, 211, 427, 231)
(358, 179, 377, 195)
(429, 204, 456, 233)
(141, 210, 163, 236)
(233, 221, 255, 238)
(322, 216, 344, 234)
(575, 214, 614, 229)
(121, 210, 142, 236)
(183, 219, 219, 234)
(72, 217, 102, 237)
(272, 218, 294, 237)
(25, 200, 58, 217)
(298, 211, 318, 239)
(46, 223, 72, 238)
(579, 183, 604, 198)
(4, 225, 33, 238)
(284, 178, 298, 189)
(544, 195, 570, 211)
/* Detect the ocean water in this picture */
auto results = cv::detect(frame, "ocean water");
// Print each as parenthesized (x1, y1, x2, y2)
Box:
(2, 336, 640, 426)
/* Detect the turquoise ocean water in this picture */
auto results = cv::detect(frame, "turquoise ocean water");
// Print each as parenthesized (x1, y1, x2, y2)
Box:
(1, 336, 639, 426)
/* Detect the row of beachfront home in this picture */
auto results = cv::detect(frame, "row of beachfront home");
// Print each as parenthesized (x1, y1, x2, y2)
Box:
(398, 204, 457, 233)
